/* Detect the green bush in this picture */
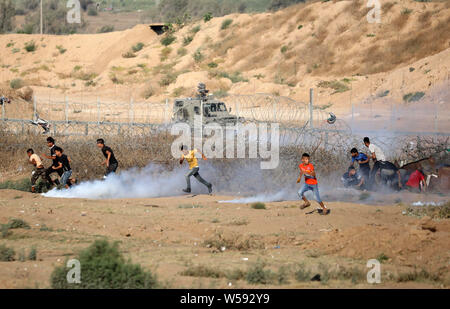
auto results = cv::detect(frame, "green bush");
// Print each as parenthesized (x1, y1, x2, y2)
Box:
(191, 25, 201, 33)
(203, 12, 213, 23)
(56, 45, 67, 54)
(8, 218, 30, 229)
(193, 49, 204, 63)
(208, 62, 218, 68)
(98, 25, 114, 33)
(221, 19, 233, 30)
(24, 41, 37, 52)
(403, 92, 425, 102)
(251, 202, 266, 209)
(183, 36, 193, 46)
(177, 47, 187, 56)
(122, 51, 136, 58)
(295, 264, 312, 282)
(132, 42, 144, 52)
(246, 262, 276, 285)
(10, 78, 24, 89)
(50, 240, 159, 289)
(161, 35, 176, 46)
(29, 247, 37, 261)
(0, 244, 15, 261)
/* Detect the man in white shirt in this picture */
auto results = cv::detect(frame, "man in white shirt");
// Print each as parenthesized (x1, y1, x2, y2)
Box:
(364, 137, 386, 188)
(27, 148, 45, 193)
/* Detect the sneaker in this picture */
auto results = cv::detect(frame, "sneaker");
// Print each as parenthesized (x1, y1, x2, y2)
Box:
(183, 188, 191, 193)
(207, 184, 212, 194)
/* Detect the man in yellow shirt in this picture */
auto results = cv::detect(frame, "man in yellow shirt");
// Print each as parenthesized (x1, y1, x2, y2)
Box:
(27, 148, 46, 193)
(180, 145, 212, 194)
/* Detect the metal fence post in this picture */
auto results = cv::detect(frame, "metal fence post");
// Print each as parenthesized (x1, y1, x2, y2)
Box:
(65, 95, 69, 123)
(165, 98, 168, 124)
(309, 88, 313, 129)
(33, 96, 37, 117)
(97, 97, 100, 124)
(1, 100, 5, 120)
(130, 98, 134, 126)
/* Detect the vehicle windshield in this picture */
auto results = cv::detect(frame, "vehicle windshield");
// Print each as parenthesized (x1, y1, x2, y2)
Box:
(217, 103, 227, 112)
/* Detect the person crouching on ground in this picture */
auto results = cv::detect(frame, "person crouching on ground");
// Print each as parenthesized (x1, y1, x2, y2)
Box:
(341, 166, 366, 190)
(96, 138, 118, 178)
(180, 145, 212, 194)
(27, 149, 45, 193)
(297, 153, 329, 215)
(53, 147, 72, 189)
(405, 169, 426, 193)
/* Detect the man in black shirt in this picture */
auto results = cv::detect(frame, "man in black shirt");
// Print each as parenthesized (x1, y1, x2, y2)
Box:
(53, 146, 73, 189)
(96, 138, 118, 177)
(42, 137, 62, 186)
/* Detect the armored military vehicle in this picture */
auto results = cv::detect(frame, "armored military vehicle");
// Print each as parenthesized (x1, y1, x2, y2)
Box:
(171, 83, 243, 126)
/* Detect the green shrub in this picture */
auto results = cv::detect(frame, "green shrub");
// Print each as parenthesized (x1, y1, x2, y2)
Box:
(295, 264, 312, 282)
(203, 12, 213, 23)
(191, 25, 201, 33)
(28, 247, 37, 261)
(221, 19, 233, 30)
(50, 240, 159, 288)
(376, 253, 389, 263)
(98, 25, 114, 33)
(132, 42, 144, 53)
(246, 262, 275, 285)
(181, 265, 224, 278)
(1, 224, 11, 238)
(183, 36, 193, 46)
(10, 78, 24, 89)
(123, 51, 136, 58)
(161, 35, 176, 46)
(280, 46, 288, 53)
(24, 41, 37, 52)
(0, 244, 15, 261)
(159, 72, 177, 87)
(8, 218, 30, 229)
(208, 62, 218, 68)
(56, 45, 67, 54)
(298, 25, 303, 30)
(177, 47, 187, 56)
(317, 80, 350, 93)
(12, 48, 20, 54)
(403, 92, 425, 102)
(193, 49, 204, 63)
(251, 202, 266, 210)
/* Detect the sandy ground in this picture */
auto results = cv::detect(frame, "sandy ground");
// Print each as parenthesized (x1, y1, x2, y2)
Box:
(0, 188, 448, 289)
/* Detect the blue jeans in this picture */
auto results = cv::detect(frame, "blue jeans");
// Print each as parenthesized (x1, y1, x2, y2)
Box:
(298, 183, 322, 203)
(60, 170, 72, 186)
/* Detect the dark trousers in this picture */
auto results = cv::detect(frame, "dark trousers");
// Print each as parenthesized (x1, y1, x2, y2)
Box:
(31, 167, 46, 187)
(105, 162, 118, 176)
(185, 167, 211, 190)
(45, 166, 63, 183)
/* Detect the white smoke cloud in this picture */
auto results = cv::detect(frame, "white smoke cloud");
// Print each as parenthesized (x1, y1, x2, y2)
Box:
(43, 164, 188, 199)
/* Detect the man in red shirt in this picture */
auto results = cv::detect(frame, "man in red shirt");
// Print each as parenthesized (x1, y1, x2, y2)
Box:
(297, 153, 329, 215)
(405, 169, 426, 193)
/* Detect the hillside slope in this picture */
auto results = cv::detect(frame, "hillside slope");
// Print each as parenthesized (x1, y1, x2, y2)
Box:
(0, 0, 449, 115)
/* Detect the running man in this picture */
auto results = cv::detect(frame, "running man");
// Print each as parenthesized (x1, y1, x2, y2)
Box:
(297, 153, 329, 215)
(52, 146, 73, 189)
(41, 137, 62, 186)
(96, 139, 118, 177)
(363, 137, 386, 186)
(27, 149, 45, 193)
(180, 145, 212, 194)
